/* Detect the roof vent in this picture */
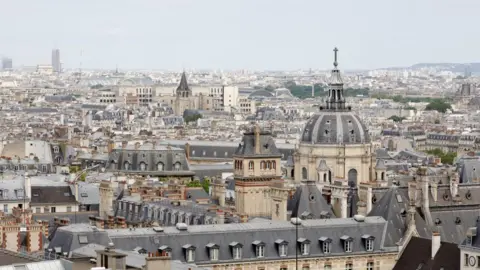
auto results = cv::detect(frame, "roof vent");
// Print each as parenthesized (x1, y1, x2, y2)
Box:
(176, 223, 188, 231)
(354, 215, 365, 222)
(152, 227, 164, 233)
(290, 217, 302, 225)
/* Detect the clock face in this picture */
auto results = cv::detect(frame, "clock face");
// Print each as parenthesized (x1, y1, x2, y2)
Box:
(469, 255, 476, 266)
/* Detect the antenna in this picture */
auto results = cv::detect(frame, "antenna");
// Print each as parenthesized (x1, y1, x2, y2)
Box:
(76, 49, 83, 84)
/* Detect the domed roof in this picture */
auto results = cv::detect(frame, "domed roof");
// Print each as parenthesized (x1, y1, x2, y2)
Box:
(300, 48, 370, 145)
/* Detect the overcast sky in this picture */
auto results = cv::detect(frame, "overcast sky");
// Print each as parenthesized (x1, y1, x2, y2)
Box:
(1, 0, 479, 70)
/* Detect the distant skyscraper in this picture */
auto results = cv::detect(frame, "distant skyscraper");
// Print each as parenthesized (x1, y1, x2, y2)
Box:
(51, 49, 61, 73)
(1, 58, 12, 70)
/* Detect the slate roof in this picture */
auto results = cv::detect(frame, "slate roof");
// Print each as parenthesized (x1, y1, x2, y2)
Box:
(49, 217, 396, 265)
(393, 237, 459, 270)
(458, 158, 480, 183)
(30, 186, 77, 205)
(234, 129, 281, 158)
(161, 139, 294, 161)
(288, 180, 335, 219)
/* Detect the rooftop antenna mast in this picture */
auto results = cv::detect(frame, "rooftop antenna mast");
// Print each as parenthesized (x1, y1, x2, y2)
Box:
(76, 49, 83, 85)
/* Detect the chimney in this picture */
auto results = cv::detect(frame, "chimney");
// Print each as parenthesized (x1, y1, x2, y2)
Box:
(240, 213, 248, 223)
(216, 210, 225, 224)
(145, 254, 171, 270)
(25, 176, 31, 199)
(107, 140, 115, 153)
(254, 125, 261, 154)
(431, 231, 441, 259)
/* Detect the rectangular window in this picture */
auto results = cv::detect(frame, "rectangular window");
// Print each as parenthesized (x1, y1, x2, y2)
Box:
(366, 239, 374, 251)
(51, 207, 56, 213)
(323, 242, 331, 253)
(36, 207, 41, 213)
(344, 240, 352, 252)
(301, 243, 310, 255)
(210, 248, 219, 261)
(464, 254, 469, 266)
(233, 247, 242, 259)
(187, 250, 195, 262)
(256, 245, 265, 258)
(345, 263, 353, 270)
(3, 204, 7, 213)
(67, 206, 72, 212)
(279, 244, 288, 257)
(324, 265, 332, 270)
(367, 262, 374, 270)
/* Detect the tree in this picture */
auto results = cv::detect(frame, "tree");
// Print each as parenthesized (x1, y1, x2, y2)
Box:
(186, 180, 202, 187)
(202, 177, 211, 194)
(425, 99, 451, 113)
(184, 114, 202, 123)
(426, 148, 457, 165)
(79, 172, 87, 181)
(388, 115, 406, 123)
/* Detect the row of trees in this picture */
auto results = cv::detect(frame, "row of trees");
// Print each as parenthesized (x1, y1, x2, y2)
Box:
(371, 94, 452, 113)
(283, 81, 370, 99)
(425, 149, 457, 165)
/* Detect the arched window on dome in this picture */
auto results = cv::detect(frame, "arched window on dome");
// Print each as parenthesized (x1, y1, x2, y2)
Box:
(248, 161, 254, 170)
(157, 162, 164, 171)
(302, 167, 308, 180)
(260, 161, 266, 170)
(348, 169, 358, 187)
(174, 162, 181, 171)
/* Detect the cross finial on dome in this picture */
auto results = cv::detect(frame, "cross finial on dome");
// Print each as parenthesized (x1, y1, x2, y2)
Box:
(333, 47, 339, 68)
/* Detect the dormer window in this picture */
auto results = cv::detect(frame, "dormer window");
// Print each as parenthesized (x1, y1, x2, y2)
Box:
(252, 240, 265, 258)
(297, 238, 311, 255)
(362, 235, 375, 251)
(319, 237, 332, 254)
(229, 242, 243, 260)
(275, 239, 288, 257)
(341, 235, 353, 252)
(206, 243, 219, 261)
(248, 161, 254, 170)
(182, 244, 196, 262)
(53, 146, 59, 153)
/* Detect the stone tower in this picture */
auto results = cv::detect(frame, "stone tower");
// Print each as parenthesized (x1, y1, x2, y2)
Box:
(234, 125, 283, 218)
(174, 72, 195, 116)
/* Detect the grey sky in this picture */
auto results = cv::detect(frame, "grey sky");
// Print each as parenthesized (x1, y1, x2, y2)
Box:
(1, 0, 479, 70)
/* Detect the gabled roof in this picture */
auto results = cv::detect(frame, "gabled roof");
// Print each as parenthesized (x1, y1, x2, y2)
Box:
(288, 181, 335, 219)
(393, 237, 459, 270)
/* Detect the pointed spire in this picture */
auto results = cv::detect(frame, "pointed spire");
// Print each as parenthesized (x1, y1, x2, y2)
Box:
(333, 47, 339, 68)
(176, 72, 190, 91)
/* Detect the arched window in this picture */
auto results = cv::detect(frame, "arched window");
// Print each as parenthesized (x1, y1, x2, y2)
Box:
(348, 169, 358, 187)
(139, 162, 147, 171)
(124, 161, 130, 170)
(157, 162, 164, 171)
(302, 167, 308, 180)
(323, 173, 327, 182)
(272, 161, 276, 169)
(328, 170, 332, 183)
(249, 161, 254, 170)
(174, 162, 181, 171)
(260, 161, 266, 170)
(291, 169, 294, 178)
(266, 161, 271, 169)
(381, 172, 385, 181)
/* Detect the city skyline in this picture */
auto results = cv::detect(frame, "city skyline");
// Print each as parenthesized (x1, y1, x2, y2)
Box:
(1, 0, 480, 70)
